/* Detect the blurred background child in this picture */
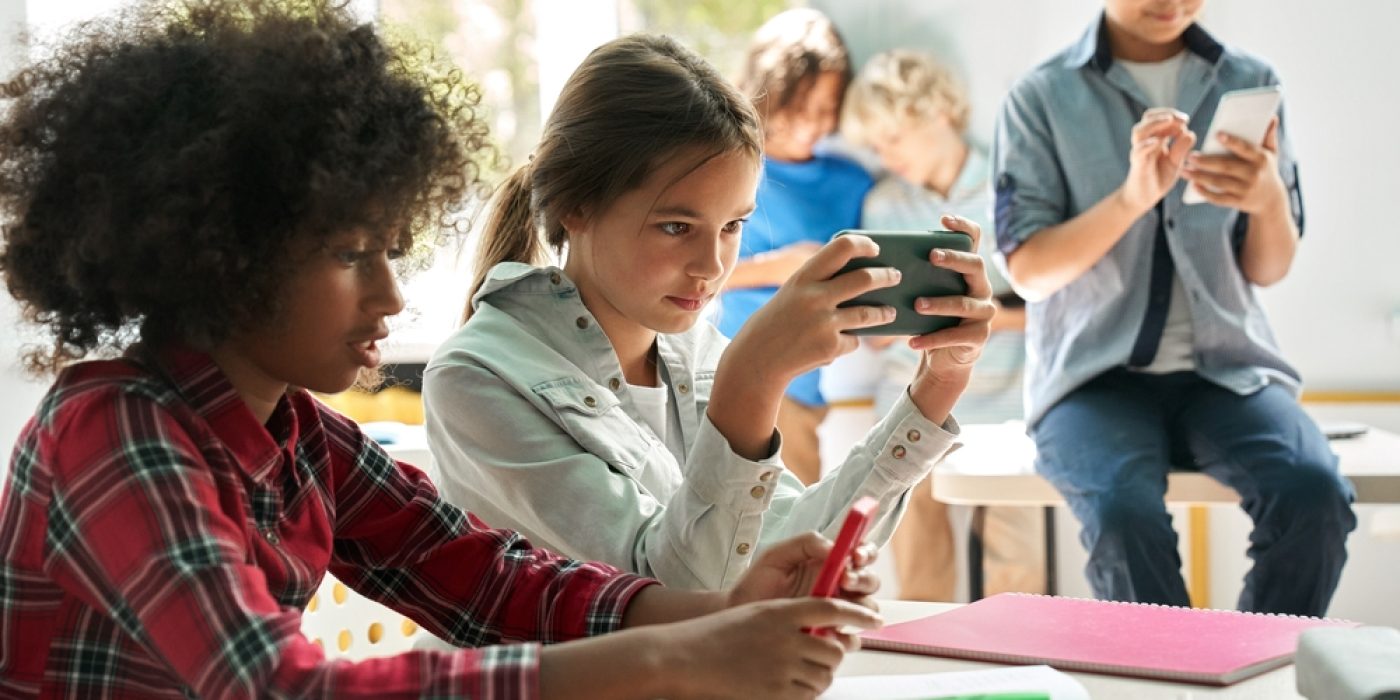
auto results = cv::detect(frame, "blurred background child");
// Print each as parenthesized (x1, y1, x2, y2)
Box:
(719, 8, 873, 485)
(840, 48, 1043, 601)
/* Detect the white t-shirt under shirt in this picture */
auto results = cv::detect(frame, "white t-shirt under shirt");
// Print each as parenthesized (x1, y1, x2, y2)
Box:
(1120, 51, 1195, 374)
(629, 364, 687, 461)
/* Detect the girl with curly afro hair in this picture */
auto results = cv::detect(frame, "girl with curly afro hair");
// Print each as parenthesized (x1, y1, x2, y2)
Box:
(0, 1, 885, 697)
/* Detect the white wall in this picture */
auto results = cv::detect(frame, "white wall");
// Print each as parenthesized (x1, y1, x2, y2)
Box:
(817, 0, 1400, 394)
(1206, 1, 1400, 392)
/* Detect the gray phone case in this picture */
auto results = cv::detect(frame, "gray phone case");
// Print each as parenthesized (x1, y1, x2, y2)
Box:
(833, 229, 973, 336)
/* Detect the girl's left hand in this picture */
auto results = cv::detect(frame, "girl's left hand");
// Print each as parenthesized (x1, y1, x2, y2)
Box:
(908, 214, 995, 389)
(1182, 117, 1288, 215)
(726, 532, 881, 614)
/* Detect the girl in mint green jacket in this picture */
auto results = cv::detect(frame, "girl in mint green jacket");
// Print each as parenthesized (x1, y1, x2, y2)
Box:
(424, 34, 996, 590)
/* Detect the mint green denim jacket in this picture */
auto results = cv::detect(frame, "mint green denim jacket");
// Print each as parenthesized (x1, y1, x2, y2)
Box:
(423, 263, 960, 590)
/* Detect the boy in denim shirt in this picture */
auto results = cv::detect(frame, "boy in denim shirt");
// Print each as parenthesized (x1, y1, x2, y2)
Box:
(992, 0, 1354, 615)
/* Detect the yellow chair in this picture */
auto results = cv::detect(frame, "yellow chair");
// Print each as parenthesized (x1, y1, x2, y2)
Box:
(302, 574, 425, 660)
(303, 386, 429, 658)
(316, 385, 425, 425)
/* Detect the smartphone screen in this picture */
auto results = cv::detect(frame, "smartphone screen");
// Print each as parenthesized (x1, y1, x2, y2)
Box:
(1184, 85, 1282, 204)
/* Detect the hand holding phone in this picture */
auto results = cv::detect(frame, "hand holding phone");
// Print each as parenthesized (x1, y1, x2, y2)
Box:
(1183, 85, 1283, 205)
(831, 230, 973, 336)
(807, 496, 878, 636)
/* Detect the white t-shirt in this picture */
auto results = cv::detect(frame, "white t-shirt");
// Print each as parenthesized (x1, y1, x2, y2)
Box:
(1121, 51, 1195, 374)
(629, 366, 687, 461)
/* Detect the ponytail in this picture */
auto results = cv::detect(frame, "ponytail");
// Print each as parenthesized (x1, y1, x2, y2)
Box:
(463, 163, 540, 322)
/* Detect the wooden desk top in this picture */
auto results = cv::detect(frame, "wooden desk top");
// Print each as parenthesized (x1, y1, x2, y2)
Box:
(842, 599, 1301, 699)
(933, 422, 1400, 506)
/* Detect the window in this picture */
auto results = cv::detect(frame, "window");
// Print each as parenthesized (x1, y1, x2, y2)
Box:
(619, 0, 794, 81)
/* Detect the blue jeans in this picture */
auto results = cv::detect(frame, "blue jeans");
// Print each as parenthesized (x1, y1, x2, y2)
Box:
(1033, 370, 1356, 616)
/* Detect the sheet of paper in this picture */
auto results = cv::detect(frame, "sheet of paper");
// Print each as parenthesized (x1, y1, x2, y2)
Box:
(820, 664, 1090, 700)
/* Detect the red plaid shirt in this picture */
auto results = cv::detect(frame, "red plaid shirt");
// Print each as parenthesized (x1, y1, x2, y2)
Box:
(0, 347, 653, 698)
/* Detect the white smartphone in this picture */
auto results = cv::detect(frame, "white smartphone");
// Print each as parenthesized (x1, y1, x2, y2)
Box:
(1322, 422, 1370, 440)
(1182, 85, 1283, 205)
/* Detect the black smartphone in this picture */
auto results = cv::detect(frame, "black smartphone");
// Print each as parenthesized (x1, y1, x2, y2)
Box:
(832, 229, 973, 336)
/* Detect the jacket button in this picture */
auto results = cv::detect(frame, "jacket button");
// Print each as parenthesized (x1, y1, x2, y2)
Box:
(609, 378, 621, 391)
(583, 396, 597, 408)
(549, 271, 561, 285)
(891, 445, 907, 459)
(750, 485, 765, 499)
(736, 543, 751, 555)
(759, 471, 775, 482)
(906, 429, 921, 442)
(677, 383, 689, 394)
(264, 529, 280, 545)
(575, 316, 589, 329)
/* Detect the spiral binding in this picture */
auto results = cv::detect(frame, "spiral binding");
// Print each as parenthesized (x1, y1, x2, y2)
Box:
(1001, 592, 1349, 623)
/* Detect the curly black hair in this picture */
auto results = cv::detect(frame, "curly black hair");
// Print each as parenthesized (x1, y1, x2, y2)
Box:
(0, 0, 494, 374)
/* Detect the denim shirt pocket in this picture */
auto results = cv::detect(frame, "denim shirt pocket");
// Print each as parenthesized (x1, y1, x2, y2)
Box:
(533, 379, 651, 475)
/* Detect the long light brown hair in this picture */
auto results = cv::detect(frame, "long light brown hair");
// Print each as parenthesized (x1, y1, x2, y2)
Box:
(464, 33, 763, 321)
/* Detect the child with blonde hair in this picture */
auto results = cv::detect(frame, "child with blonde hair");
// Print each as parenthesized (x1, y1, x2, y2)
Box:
(842, 48, 1044, 602)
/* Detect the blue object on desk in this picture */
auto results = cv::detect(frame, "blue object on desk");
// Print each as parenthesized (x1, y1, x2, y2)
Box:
(361, 421, 407, 445)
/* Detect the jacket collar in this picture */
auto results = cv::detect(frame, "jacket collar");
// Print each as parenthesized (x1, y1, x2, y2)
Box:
(467, 260, 717, 394)
(471, 261, 555, 309)
(1065, 11, 1224, 72)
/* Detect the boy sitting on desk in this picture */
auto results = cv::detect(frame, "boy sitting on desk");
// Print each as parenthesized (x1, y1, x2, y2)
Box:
(991, 0, 1354, 615)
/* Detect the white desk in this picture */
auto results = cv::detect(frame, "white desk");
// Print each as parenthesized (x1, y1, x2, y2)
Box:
(374, 423, 435, 478)
(842, 599, 1302, 699)
(931, 422, 1400, 600)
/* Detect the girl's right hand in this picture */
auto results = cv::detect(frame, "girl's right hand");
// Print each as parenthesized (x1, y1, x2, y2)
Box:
(1119, 108, 1197, 214)
(658, 597, 881, 699)
(729, 234, 900, 386)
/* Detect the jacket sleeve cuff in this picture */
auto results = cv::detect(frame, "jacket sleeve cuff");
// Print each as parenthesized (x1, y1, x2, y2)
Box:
(865, 389, 961, 487)
(685, 413, 784, 514)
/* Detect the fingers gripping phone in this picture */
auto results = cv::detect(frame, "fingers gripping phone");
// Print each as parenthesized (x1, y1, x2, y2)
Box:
(1182, 85, 1283, 205)
(832, 229, 974, 336)
(807, 496, 879, 637)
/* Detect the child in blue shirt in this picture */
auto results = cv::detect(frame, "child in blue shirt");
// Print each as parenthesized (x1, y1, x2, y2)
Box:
(719, 8, 874, 485)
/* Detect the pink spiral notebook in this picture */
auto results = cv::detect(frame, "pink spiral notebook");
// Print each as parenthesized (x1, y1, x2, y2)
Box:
(861, 593, 1357, 686)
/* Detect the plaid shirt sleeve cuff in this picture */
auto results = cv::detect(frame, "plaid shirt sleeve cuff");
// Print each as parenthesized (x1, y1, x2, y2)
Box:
(581, 574, 658, 637)
(458, 643, 542, 699)
(454, 577, 652, 698)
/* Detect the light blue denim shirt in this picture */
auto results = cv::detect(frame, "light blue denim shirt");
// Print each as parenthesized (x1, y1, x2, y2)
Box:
(422, 263, 959, 590)
(992, 15, 1305, 427)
